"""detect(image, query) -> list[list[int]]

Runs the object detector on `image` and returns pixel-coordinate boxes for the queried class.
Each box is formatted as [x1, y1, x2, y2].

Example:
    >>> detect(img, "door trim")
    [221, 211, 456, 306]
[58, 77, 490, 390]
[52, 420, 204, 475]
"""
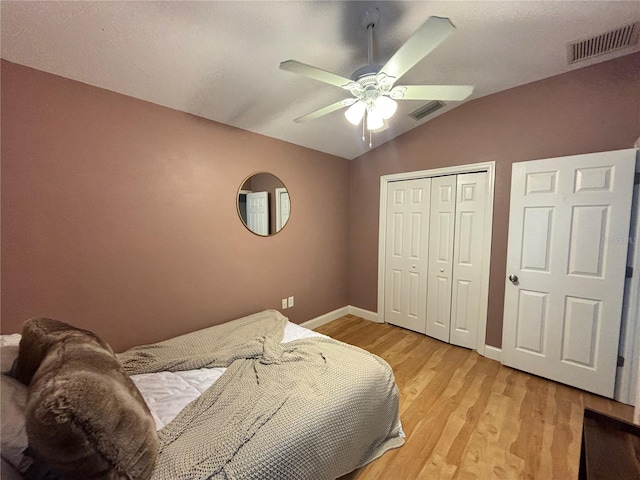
[377, 161, 496, 356]
[616, 151, 640, 405]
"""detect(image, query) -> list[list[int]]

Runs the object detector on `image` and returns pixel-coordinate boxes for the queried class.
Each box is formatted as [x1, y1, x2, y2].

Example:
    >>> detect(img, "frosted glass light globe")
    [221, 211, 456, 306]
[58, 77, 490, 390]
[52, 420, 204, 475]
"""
[344, 101, 366, 125]
[366, 108, 384, 130]
[374, 96, 397, 119]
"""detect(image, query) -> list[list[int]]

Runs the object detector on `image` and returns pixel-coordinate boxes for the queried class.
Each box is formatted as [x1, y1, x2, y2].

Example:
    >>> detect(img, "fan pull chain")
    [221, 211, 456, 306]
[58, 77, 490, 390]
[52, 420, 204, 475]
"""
[362, 110, 372, 148]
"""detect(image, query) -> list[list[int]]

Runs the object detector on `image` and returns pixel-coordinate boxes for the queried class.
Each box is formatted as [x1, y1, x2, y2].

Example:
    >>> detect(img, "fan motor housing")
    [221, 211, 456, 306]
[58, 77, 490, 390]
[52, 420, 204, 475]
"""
[350, 65, 382, 81]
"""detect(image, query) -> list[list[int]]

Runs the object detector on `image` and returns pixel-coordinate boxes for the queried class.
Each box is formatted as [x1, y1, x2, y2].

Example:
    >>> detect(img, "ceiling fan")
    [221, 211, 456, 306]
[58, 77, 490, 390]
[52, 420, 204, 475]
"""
[280, 9, 473, 146]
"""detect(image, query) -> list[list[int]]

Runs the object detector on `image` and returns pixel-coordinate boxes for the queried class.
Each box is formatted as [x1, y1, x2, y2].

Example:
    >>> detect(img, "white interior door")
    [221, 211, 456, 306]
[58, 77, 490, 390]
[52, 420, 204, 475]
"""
[384, 178, 431, 333]
[246, 191, 269, 236]
[426, 175, 457, 342]
[450, 172, 488, 349]
[502, 149, 636, 398]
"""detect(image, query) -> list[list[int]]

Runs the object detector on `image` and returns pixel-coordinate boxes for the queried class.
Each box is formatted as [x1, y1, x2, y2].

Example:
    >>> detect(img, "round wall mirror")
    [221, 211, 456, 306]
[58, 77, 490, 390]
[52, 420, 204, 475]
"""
[237, 173, 290, 236]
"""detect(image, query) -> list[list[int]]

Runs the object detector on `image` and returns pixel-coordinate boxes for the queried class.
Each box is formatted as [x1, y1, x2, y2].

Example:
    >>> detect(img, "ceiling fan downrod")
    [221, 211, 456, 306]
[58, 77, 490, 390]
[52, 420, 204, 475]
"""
[367, 21, 374, 66]
[362, 8, 381, 148]
[361, 7, 380, 67]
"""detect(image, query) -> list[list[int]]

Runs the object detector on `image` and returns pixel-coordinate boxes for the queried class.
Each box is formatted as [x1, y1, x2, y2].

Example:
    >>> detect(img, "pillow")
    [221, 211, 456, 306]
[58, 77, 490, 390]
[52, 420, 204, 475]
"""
[1, 333, 21, 374]
[21, 318, 158, 480]
[15, 318, 110, 386]
[0, 375, 32, 473]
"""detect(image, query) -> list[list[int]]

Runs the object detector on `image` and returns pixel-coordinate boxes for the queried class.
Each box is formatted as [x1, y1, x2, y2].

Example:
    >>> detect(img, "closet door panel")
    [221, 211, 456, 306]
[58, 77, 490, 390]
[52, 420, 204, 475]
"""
[384, 179, 431, 333]
[450, 172, 488, 349]
[426, 176, 457, 343]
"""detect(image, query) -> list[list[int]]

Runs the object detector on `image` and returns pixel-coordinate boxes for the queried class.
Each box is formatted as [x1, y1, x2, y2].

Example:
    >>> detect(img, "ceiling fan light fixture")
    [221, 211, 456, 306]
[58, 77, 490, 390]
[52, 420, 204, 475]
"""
[374, 95, 398, 120]
[280, 14, 470, 148]
[345, 100, 366, 125]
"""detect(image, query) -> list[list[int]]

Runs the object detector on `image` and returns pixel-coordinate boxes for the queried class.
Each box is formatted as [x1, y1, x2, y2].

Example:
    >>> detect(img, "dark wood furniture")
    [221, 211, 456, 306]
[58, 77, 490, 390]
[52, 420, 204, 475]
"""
[579, 408, 640, 480]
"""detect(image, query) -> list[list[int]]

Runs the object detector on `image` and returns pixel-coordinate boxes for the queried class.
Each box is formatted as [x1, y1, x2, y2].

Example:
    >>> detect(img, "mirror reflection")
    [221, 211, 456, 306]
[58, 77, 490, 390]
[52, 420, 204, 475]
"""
[237, 173, 290, 236]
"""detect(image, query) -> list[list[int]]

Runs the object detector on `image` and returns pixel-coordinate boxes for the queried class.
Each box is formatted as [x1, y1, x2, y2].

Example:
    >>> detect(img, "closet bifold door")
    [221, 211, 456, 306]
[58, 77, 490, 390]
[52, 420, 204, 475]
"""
[425, 175, 457, 342]
[383, 178, 431, 333]
[425, 172, 487, 348]
[449, 172, 488, 349]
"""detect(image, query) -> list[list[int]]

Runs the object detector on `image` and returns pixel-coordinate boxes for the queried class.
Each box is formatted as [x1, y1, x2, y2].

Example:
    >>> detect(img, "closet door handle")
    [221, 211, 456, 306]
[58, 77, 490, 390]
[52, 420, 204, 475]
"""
[508, 274, 519, 284]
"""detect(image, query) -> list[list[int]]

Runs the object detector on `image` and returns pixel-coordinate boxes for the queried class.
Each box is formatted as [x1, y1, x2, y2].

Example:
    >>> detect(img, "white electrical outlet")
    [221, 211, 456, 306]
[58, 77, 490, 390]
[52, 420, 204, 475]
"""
[281, 298, 287, 309]
[288, 296, 294, 308]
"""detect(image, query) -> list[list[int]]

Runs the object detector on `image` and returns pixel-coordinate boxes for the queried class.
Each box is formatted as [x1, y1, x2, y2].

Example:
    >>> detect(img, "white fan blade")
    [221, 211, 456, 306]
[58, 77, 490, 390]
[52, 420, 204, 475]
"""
[294, 98, 356, 123]
[390, 85, 473, 101]
[380, 16, 455, 83]
[280, 60, 353, 89]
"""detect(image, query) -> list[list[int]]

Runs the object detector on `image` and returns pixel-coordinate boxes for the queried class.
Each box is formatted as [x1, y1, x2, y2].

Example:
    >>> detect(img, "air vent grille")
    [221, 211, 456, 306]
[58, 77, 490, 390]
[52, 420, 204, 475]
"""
[568, 22, 639, 64]
[409, 101, 445, 121]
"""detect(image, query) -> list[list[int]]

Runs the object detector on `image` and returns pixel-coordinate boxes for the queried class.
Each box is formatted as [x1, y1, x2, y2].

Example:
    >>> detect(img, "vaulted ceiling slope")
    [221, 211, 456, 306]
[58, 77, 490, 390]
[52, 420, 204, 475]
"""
[2, 1, 639, 160]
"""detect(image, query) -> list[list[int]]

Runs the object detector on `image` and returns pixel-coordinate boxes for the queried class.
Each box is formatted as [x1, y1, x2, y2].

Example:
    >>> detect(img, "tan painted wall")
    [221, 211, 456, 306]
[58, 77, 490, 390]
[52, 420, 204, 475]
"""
[1, 60, 350, 352]
[348, 52, 640, 347]
[2, 53, 638, 353]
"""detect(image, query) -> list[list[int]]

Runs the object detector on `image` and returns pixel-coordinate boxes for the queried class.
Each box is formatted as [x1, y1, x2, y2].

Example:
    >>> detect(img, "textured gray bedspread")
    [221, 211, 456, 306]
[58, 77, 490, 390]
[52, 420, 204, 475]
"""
[117, 310, 404, 480]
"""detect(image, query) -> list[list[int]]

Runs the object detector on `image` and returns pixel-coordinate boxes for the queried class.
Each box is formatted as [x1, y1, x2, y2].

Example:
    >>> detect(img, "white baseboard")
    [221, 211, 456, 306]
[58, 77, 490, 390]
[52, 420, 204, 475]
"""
[301, 306, 349, 330]
[301, 305, 380, 330]
[483, 345, 502, 362]
[304, 308, 503, 363]
[348, 306, 380, 323]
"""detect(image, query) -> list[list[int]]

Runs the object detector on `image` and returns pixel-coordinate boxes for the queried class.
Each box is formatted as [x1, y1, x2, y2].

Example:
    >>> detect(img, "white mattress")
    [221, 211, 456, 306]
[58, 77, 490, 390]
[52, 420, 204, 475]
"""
[130, 321, 325, 430]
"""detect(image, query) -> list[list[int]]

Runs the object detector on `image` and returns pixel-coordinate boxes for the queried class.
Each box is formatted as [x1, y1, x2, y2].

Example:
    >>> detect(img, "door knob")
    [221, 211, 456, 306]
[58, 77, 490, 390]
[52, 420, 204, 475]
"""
[509, 274, 519, 284]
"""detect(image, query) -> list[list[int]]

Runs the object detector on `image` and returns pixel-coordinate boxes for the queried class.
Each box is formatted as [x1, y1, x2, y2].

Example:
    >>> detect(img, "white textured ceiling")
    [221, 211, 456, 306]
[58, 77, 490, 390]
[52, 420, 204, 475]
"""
[2, 1, 639, 160]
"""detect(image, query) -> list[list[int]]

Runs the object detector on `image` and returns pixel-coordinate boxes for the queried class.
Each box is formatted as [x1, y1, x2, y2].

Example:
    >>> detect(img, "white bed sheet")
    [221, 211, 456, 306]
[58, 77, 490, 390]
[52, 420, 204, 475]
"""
[130, 321, 326, 430]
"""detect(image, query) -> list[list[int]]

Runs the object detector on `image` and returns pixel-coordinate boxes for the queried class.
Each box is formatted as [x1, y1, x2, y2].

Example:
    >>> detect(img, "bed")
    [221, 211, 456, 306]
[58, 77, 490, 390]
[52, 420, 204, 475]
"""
[1, 310, 404, 479]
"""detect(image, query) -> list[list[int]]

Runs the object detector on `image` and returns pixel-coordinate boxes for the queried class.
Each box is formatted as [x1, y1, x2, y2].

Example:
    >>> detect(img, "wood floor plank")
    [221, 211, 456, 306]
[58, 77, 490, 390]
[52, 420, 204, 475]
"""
[314, 316, 634, 480]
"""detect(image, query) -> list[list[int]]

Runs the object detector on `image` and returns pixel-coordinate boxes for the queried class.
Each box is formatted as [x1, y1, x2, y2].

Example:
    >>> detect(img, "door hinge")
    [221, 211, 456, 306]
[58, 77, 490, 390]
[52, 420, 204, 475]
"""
[635, 172, 640, 185]
[626, 267, 633, 278]
[618, 355, 625, 367]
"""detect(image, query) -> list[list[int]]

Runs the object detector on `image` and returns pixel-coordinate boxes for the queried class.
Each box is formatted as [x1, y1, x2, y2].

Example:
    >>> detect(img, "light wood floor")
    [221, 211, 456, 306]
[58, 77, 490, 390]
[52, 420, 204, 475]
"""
[315, 315, 634, 480]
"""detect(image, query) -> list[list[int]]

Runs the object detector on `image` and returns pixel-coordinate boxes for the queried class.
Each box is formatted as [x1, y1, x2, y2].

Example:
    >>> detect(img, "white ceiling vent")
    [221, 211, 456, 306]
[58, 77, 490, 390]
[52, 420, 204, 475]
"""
[409, 101, 445, 121]
[568, 22, 639, 64]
